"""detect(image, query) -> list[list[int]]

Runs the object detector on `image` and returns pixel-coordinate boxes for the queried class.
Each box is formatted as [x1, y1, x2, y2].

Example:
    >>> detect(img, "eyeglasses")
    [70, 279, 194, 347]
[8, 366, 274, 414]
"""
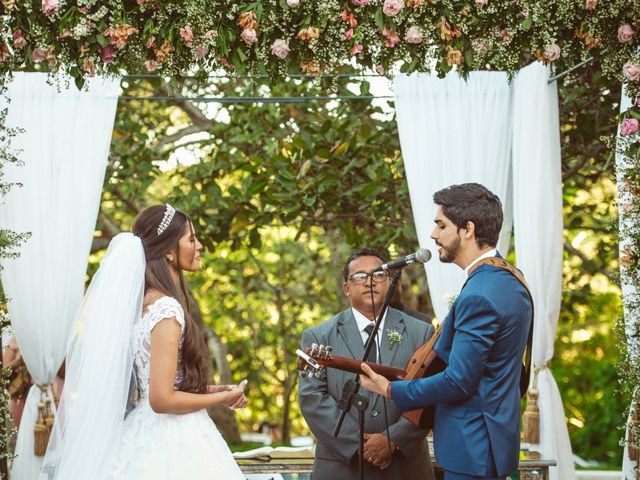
[348, 270, 389, 285]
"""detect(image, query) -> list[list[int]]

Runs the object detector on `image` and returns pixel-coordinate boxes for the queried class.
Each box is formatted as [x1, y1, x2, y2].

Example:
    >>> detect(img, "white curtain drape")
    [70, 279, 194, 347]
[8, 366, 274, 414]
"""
[394, 72, 514, 321]
[511, 62, 575, 480]
[0, 72, 120, 479]
[615, 86, 637, 480]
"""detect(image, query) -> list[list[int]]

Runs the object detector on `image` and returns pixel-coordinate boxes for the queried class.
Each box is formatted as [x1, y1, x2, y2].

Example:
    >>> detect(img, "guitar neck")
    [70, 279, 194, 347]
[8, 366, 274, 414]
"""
[316, 355, 406, 381]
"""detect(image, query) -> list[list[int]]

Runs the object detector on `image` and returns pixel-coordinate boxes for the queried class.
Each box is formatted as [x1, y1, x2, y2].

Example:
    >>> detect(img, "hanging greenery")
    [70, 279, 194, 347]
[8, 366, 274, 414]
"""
[0, 0, 637, 92]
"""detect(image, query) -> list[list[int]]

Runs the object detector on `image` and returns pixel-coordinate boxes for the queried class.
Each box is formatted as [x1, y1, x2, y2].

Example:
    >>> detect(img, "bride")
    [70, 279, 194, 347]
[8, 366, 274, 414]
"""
[41, 205, 247, 479]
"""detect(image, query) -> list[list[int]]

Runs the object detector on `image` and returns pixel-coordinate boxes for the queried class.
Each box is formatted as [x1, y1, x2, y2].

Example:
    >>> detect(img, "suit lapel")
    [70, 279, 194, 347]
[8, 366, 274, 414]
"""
[337, 309, 365, 360]
[379, 308, 406, 367]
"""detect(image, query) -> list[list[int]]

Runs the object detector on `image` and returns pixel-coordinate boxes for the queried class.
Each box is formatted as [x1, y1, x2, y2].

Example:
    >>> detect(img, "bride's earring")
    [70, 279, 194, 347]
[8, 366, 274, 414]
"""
[167, 254, 174, 263]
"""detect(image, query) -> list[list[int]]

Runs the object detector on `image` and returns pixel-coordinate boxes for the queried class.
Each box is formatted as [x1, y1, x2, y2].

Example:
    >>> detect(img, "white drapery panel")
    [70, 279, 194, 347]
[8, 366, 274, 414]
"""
[511, 62, 574, 480]
[0, 72, 120, 479]
[615, 86, 637, 480]
[394, 72, 514, 321]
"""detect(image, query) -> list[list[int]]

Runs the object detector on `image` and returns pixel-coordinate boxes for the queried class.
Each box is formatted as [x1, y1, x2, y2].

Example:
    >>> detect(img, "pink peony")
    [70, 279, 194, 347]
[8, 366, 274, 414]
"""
[12, 30, 26, 49]
[180, 25, 194, 46]
[475, 0, 488, 6]
[240, 28, 258, 45]
[383, 0, 404, 16]
[543, 44, 561, 62]
[584, 0, 597, 9]
[42, 0, 59, 15]
[618, 24, 635, 43]
[351, 0, 370, 4]
[144, 59, 158, 72]
[286, 0, 299, 7]
[195, 45, 209, 59]
[404, 26, 423, 44]
[621, 118, 640, 136]
[623, 62, 640, 81]
[351, 43, 363, 56]
[101, 46, 114, 63]
[270, 39, 290, 59]
[344, 28, 354, 41]
[32, 47, 46, 63]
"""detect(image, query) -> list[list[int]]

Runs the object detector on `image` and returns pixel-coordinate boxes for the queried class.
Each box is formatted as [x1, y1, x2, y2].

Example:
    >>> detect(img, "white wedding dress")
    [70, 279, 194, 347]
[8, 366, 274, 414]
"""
[110, 296, 245, 479]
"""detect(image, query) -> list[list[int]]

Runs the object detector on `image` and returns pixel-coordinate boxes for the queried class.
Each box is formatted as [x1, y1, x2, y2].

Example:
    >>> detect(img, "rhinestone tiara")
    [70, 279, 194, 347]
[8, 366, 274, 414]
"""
[157, 204, 176, 236]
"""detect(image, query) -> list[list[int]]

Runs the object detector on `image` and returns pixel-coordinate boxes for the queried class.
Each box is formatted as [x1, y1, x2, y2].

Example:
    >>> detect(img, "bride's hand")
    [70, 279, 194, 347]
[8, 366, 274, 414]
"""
[226, 380, 248, 410]
[207, 384, 234, 394]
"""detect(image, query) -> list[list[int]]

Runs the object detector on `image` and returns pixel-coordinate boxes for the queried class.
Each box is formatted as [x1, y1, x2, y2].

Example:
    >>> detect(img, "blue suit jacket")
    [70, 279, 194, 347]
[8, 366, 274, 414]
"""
[391, 259, 532, 477]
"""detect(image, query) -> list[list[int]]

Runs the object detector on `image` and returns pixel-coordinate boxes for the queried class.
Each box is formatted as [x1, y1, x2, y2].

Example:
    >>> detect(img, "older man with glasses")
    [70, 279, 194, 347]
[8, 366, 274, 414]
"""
[298, 248, 436, 480]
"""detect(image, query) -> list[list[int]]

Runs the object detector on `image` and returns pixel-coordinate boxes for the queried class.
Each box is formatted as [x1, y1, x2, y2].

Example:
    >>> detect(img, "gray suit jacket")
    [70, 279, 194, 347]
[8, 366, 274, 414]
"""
[299, 307, 435, 480]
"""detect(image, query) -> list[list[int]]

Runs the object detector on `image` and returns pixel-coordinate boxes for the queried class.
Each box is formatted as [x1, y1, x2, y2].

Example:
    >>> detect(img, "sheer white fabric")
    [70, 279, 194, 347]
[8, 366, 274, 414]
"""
[616, 85, 637, 479]
[511, 62, 575, 480]
[41, 233, 145, 479]
[110, 295, 244, 480]
[394, 71, 514, 320]
[0, 72, 120, 479]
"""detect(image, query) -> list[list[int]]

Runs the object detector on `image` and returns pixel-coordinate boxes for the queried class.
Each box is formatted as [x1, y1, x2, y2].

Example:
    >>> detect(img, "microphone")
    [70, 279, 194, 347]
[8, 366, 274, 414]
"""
[374, 248, 432, 272]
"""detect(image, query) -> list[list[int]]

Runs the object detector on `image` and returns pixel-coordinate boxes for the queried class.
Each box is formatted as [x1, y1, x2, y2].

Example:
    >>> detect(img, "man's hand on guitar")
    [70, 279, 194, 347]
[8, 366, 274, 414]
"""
[359, 363, 390, 398]
[363, 433, 394, 470]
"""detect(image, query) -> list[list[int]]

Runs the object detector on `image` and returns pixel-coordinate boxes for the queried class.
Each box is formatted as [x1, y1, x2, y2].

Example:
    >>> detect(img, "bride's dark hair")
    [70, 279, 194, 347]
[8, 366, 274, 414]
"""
[132, 205, 209, 393]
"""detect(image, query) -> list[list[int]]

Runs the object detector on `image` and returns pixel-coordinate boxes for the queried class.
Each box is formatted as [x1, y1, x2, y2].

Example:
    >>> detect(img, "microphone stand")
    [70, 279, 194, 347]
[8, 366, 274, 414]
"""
[332, 268, 403, 480]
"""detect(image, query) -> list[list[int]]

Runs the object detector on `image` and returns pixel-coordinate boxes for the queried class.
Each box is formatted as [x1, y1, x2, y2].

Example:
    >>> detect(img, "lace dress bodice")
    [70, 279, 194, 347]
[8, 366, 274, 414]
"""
[132, 296, 185, 398]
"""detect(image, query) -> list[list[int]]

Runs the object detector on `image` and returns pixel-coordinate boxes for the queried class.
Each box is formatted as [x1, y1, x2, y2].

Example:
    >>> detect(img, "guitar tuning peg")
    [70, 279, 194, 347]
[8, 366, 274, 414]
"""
[314, 369, 324, 379]
[318, 344, 325, 352]
[310, 343, 318, 356]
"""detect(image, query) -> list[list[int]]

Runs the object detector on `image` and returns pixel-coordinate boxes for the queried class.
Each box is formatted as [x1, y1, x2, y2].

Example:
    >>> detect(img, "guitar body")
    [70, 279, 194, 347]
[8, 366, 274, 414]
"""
[401, 336, 445, 430]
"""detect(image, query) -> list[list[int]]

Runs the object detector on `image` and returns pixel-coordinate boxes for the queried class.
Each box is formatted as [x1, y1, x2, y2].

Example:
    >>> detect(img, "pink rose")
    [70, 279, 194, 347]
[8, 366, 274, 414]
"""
[144, 59, 158, 72]
[195, 45, 209, 59]
[32, 47, 46, 63]
[623, 62, 640, 81]
[351, 44, 363, 56]
[240, 28, 258, 45]
[270, 39, 290, 59]
[351, 0, 370, 4]
[286, 0, 299, 7]
[404, 26, 423, 44]
[382, 0, 404, 17]
[618, 24, 635, 43]
[12, 30, 26, 49]
[101, 46, 114, 63]
[344, 28, 354, 41]
[621, 118, 640, 136]
[180, 25, 194, 46]
[543, 44, 561, 62]
[584, 0, 597, 9]
[475, 0, 488, 6]
[42, 0, 59, 15]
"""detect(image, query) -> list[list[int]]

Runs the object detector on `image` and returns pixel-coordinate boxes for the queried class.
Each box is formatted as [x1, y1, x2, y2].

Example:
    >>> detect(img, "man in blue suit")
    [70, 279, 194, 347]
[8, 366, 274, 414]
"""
[359, 183, 532, 480]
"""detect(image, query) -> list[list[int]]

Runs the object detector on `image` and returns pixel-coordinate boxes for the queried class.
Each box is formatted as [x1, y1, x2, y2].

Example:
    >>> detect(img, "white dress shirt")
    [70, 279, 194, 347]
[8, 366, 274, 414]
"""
[463, 248, 498, 276]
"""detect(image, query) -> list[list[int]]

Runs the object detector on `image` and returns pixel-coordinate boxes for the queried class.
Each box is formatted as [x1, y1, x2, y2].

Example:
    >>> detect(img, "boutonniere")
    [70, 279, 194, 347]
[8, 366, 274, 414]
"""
[444, 293, 458, 309]
[386, 328, 403, 349]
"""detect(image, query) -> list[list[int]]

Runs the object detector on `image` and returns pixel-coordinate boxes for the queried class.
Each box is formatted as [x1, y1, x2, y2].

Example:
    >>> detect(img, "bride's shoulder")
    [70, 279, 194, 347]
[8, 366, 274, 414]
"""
[142, 291, 184, 326]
